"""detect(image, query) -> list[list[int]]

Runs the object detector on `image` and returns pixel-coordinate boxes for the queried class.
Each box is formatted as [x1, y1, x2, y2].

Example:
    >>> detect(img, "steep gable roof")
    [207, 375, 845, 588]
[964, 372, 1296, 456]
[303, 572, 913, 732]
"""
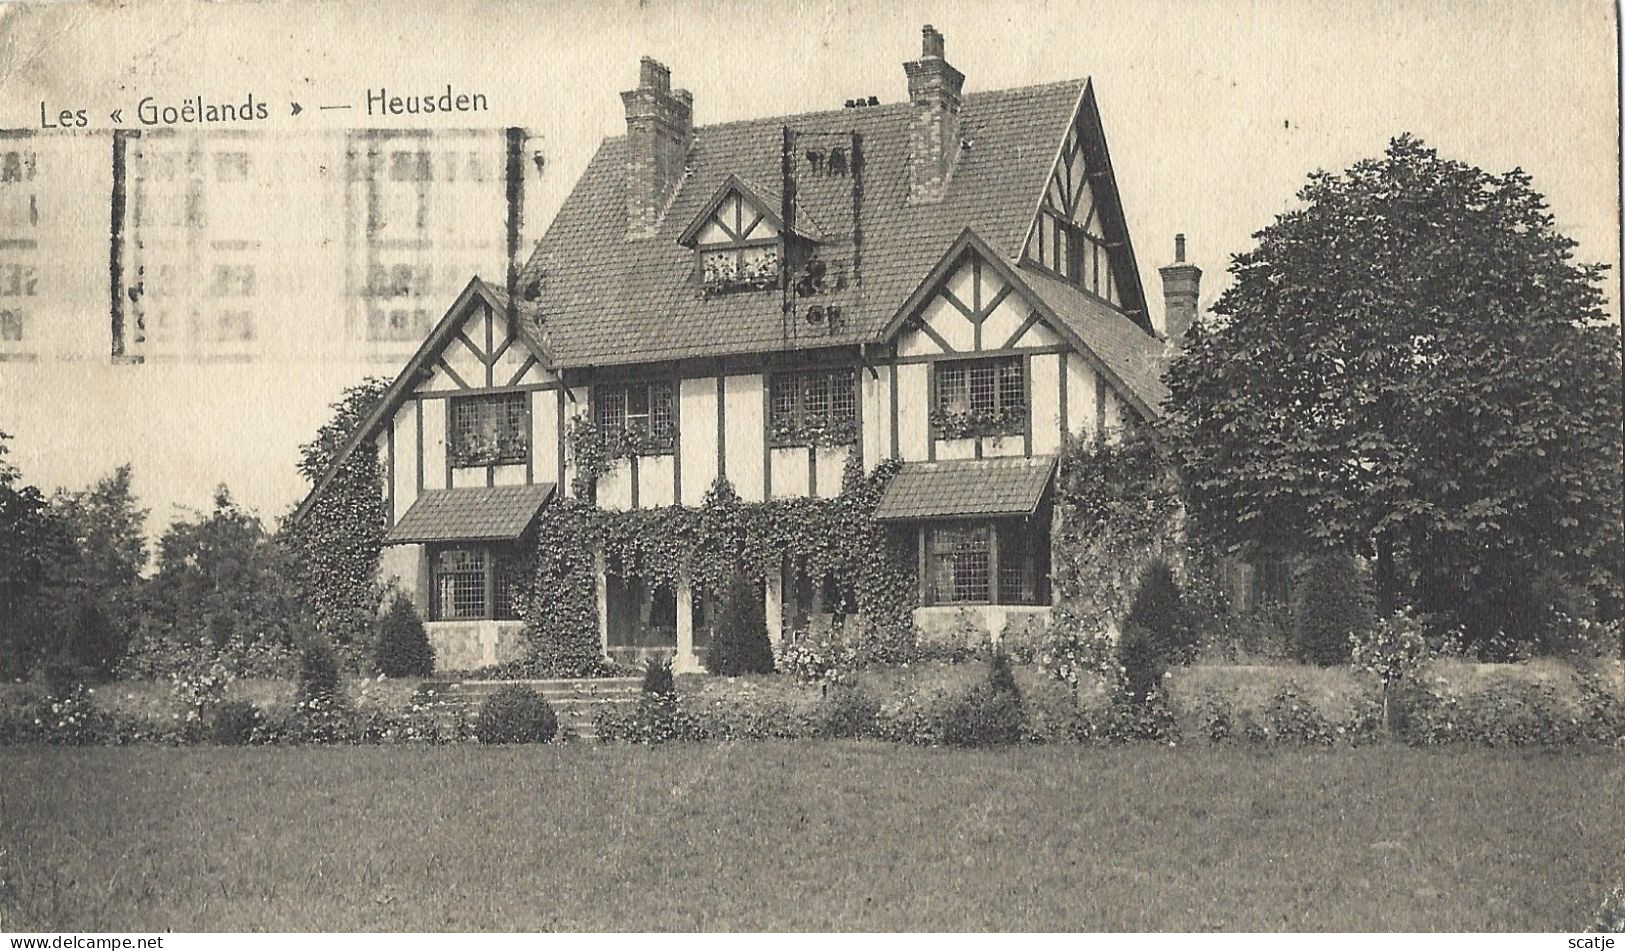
[516, 78, 1108, 368]
[289, 277, 549, 525]
[883, 228, 1167, 418]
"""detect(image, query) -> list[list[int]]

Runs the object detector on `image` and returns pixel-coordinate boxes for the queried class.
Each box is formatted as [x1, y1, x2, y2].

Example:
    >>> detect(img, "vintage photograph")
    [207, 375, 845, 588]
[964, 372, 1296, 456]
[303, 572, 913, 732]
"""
[0, 0, 1621, 935]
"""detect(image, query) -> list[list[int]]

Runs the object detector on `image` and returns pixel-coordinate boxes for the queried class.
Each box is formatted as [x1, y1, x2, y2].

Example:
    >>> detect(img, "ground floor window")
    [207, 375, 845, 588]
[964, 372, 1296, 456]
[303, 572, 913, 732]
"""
[430, 544, 527, 621]
[922, 517, 1049, 606]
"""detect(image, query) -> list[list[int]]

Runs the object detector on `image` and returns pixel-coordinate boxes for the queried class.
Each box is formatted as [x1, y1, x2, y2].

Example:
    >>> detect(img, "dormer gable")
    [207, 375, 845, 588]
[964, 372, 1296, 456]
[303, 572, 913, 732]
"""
[676, 175, 793, 293]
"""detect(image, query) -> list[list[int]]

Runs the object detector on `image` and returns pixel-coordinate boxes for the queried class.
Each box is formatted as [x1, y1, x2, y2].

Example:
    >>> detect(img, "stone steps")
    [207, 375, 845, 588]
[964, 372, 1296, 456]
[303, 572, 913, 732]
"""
[418, 678, 644, 740]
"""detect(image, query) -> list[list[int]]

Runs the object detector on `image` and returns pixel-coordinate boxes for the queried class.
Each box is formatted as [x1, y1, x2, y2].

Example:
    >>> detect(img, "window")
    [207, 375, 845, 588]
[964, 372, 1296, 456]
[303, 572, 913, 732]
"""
[693, 191, 780, 292]
[430, 545, 527, 621]
[931, 356, 1026, 439]
[449, 393, 529, 467]
[924, 519, 1049, 606]
[769, 368, 858, 447]
[594, 380, 676, 455]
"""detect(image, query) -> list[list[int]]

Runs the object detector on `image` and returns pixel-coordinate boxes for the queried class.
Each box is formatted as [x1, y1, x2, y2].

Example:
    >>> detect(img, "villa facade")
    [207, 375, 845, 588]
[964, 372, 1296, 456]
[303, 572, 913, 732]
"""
[297, 26, 1202, 671]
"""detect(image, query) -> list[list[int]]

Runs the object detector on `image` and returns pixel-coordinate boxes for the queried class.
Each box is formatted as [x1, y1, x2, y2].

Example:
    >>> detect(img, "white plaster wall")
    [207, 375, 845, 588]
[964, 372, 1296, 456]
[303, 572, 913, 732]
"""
[421, 401, 447, 490]
[1029, 352, 1062, 455]
[639, 455, 675, 508]
[678, 377, 718, 505]
[1065, 352, 1096, 440]
[770, 446, 808, 499]
[814, 445, 848, 498]
[722, 373, 764, 501]
[862, 368, 890, 463]
[492, 463, 527, 486]
[391, 404, 417, 519]
[896, 363, 930, 461]
[532, 390, 560, 489]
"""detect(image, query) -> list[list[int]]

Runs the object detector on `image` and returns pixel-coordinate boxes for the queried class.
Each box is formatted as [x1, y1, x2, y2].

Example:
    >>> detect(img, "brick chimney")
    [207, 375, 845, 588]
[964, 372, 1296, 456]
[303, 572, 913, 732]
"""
[621, 57, 693, 238]
[904, 25, 964, 204]
[1157, 234, 1202, 342]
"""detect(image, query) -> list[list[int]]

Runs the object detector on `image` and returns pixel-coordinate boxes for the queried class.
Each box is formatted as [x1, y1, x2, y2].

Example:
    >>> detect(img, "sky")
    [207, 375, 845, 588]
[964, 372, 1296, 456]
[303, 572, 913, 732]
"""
[0, 0, 1619, 526]
[2, 0, 1617, 310]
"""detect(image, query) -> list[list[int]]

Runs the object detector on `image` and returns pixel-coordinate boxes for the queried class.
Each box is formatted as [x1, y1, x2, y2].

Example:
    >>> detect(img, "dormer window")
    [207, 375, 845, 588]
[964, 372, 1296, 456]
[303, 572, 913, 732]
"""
[679, 177, 786, 295]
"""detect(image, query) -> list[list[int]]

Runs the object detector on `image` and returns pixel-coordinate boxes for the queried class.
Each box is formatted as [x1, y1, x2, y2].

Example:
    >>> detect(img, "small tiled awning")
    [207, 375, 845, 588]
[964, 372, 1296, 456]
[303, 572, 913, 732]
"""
[384, 484, 556, 544]
[874, 456, 1056, 522]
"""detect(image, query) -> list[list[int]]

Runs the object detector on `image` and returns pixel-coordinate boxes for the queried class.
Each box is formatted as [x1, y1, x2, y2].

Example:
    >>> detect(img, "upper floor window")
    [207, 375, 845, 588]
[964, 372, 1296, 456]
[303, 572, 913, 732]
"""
[594, 379, 676, 456]
[931, 356, 1026, 439]
[450, 392, 529, 467]
[1025, 123, 1120, 306]
[769, 367, 858, 447]
[682, 186, 782, 294]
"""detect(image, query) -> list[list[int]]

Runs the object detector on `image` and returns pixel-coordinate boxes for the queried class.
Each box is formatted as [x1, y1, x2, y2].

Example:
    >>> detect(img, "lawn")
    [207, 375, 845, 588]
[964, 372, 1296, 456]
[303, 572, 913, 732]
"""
[2, 743, 1621, 931]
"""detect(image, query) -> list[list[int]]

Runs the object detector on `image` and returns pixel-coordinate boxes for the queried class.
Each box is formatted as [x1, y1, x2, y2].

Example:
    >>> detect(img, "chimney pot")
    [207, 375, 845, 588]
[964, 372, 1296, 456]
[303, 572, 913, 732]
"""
[1175, 233, 1186, 263]
[922, 24, 945, 59]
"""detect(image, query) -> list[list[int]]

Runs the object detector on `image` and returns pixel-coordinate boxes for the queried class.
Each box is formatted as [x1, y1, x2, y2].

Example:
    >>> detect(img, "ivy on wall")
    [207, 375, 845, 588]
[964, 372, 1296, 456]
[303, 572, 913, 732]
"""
[1049, 426, 1187, 635]
[517, 453, 917, 675]
[278, 378, 391, 653]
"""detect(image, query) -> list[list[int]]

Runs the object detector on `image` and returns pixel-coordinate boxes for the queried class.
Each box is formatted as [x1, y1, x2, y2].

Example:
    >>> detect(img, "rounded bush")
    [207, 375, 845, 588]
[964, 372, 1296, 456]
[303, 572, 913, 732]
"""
[375, 594, 435, 677]
[297, 634, 343, 702]
[1125, 559, 1195, 659]
[475, 685, 558, 744]
[641, 656, 675, 697]
[941, 684, 1025, 747]
[209, 699, 260, 745]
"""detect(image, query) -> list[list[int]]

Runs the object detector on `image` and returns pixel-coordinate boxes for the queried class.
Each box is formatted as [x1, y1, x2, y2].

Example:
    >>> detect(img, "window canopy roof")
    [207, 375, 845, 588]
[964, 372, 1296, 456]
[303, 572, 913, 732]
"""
[384, 484, 556, 544]
[874, 456, 1056, 522]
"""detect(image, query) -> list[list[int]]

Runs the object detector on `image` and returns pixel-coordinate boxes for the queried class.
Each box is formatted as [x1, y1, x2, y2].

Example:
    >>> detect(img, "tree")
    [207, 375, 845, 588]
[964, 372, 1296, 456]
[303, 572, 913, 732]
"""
[141, 487, 306, 654]
[0, 432, 74, 679]
[1165, 136, 1624, 648]
[704, 570, 775, 676]
[279, 377, 390, 647]
[50, 466, 148, 676]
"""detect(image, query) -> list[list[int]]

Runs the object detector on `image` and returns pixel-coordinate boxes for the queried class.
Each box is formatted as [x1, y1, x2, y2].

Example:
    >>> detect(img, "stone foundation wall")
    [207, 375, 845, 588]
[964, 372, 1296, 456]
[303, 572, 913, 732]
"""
[426, 620, 527, 672]
[912, 605, 1052, 652]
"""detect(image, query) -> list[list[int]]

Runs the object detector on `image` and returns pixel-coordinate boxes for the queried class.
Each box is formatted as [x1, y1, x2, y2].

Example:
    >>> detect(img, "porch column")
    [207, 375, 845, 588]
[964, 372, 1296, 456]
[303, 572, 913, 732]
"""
[675, 569, 698, 673]
[594, 546, 610, 659]
[764, 566, 784, 648]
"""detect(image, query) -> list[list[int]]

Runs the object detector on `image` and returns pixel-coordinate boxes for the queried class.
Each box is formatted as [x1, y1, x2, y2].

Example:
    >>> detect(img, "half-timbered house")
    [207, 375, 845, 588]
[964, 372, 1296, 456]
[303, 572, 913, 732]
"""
[297, 26, 1202, 671]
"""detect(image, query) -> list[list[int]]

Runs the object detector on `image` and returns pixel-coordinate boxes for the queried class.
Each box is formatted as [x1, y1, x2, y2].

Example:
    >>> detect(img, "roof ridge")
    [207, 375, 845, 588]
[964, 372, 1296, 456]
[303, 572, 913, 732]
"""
[592, 76, 1089, 141]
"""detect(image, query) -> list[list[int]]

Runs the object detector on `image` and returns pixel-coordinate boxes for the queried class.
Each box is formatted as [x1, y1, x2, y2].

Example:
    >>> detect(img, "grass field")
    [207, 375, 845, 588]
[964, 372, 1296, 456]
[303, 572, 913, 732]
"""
[2, 743, 1621, 931]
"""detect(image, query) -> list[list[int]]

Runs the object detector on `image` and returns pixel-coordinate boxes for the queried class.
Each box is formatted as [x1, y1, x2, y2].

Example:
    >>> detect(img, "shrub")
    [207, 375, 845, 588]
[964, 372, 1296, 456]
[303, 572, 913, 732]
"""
[775, 627, 856, 684]
[1125, 559, 1196, 659]
[940, 649, 1025, 747]
[816, 683, 880, 739]
[1117, 622, 1165, 704]
[474, 685, 558, 744]
[375, 594, 434, 677]
[705, 571, 775, 676]
[296, 633, 343, 702]
[209, 699, 260, 745]
[594, 693, 703, 744]
[1295, 554, 1375, 666]
[641, 656, 675, 697]
[1264, 682, 1336, 745]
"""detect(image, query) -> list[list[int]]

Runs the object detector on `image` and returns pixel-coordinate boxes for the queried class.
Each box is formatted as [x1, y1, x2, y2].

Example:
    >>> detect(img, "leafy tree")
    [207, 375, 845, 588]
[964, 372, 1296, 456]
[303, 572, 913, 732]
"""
[1165, 136, 1624, 647]
[48, 466, 148, 676]
[279, 377, 389, 647]
[374, 592, 434, 677]
[705, 570, 775, 676]
[0, 432, 74, 679]
[140, 487, 306, 653]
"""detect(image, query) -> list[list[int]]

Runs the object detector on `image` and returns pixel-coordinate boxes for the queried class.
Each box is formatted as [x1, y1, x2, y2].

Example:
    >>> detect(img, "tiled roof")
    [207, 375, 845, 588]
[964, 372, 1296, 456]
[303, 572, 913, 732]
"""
[517, 79, 1088, 368]
[1018, 265, 1171, 415]
[384, 484, 556, 544]
[874, 456, 1056, 521]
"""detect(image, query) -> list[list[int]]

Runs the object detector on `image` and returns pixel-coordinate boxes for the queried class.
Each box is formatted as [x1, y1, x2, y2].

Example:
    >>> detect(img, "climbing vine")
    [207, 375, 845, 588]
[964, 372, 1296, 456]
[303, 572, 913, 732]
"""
[515, 454, 917, 675]
[279, 378, 391, 653]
